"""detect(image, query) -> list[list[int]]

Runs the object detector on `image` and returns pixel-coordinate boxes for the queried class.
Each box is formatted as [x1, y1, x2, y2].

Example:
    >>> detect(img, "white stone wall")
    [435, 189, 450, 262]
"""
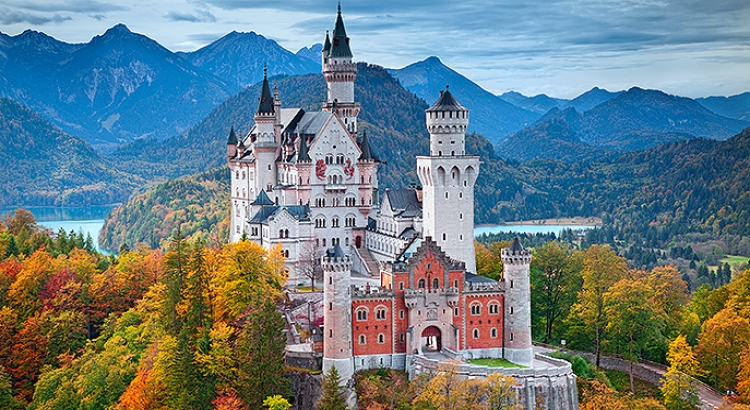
[322, 255, 354, 384]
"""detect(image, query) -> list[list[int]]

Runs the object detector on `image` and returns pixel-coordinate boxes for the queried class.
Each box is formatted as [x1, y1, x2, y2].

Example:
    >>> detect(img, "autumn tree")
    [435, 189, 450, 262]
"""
[319, 365, 348, 410]
[661, 335, 702, 410]
[264, 395, 291, 410]
[696, 308, 750, 392]
[737, 348, 750, 404]
[566, 245, 628, 367]
[475, 241, 509, 281]
[530, 242, 582, 343]
[298, 240, 323, 291]
[604, 277, 665, 393]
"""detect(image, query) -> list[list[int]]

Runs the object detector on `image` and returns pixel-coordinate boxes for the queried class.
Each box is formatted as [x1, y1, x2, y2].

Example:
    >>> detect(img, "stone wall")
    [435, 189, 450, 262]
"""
[287, 371, 322, 410]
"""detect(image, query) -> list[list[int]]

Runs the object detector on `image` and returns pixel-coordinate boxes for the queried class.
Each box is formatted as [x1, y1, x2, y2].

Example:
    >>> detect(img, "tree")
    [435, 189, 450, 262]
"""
[696, 308, 750, 392]
[3, 209, 36, 236]
[661, 335, 702, 410]
[604, 278, 665, 393]
[475, 241, 509, 281]
[298, 240, 323, 291]
[264, 395, 291, 410]
[319, 365, 348, 410]
[530, 242, 582, 343]
[566, 245, 627, 367]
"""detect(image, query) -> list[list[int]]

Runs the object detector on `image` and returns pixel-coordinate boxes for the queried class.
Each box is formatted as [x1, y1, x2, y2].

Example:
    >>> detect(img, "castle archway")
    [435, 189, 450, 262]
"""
[422, 326, 442, 352]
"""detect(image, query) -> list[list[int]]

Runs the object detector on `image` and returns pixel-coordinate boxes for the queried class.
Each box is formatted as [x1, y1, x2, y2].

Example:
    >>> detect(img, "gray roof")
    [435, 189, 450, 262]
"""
[251, 190, 275, 205]
[249, 204, 311, 224]
[426, 88, 467, 112]
[226, 125, 237, 145]
[464, 272, 497, 285]
[294, 111, 330, 136]
[384, 189, 422, 217]
[326, 243, 346, 258]
[510, 237, 525, 253]
[257, 67, 274, 114]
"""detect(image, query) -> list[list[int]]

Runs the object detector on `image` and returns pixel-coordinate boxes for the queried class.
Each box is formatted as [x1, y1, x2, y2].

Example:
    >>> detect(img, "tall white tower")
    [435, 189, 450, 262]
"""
[252, 67, 278, 194]
[322, 244, 354, 384]
[501, 238, 534, 366]
[321, 4, 359, 134]
[416, 87, 479, 273]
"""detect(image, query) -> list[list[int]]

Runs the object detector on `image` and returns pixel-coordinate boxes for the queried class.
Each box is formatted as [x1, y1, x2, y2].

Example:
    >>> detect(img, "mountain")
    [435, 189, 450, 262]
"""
[180, 31, 320, 88]
[496, 117, 608, 163]
[109, 63, 433, 191]
[535, 87, 750, 151]
[696, 92, 750, 121]
[0, 24, 235, 151]
[388, 56, 539, 145]
[498, 91, 568, 115]
[560, 87, 622, 112]
[0, 98, 140, 207]
[296, 43, 323, 66]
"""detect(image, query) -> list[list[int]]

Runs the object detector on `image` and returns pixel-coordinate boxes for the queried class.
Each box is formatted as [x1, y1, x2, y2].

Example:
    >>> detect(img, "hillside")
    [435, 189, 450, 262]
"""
[389, 56, 538, 145]
[99, 167, 230, 251]
[496, 118, 609, 163]
[696, 92, 750, 121]
[0, 98, 140, 208]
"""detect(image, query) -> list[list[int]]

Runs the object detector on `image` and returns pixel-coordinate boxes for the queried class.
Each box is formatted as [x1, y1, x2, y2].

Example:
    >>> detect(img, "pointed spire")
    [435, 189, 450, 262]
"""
[330, 4, 352, 57]
[256, 64, 274, 114]
[322, 30, 331, 53]
[510, 237, 525, 254]
[426, 85, 466, 112]
[298, 135, 311, 162]
[226, 125, 238, 145]
[358, 129, 378, 161]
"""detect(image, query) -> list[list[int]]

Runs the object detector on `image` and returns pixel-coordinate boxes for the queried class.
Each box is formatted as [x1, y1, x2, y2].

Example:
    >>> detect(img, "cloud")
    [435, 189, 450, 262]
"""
[165, 9, 217, 23]
[0, 9, 72, 25]
[5, 0, 128, 14]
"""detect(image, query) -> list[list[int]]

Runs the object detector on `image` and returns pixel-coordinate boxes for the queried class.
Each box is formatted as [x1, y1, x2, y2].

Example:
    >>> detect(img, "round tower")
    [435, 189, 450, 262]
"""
[416, 87, 479, 273]
[322, 4, 360, 133]
[322, 244, 354, 384]
[252, 66, 278, 193]
[501, 238, 534, 366]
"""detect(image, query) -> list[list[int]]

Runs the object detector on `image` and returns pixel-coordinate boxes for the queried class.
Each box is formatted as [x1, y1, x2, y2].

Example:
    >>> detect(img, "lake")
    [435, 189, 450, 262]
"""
[474, 224, 598, 237]
[1, 205, 118, 253]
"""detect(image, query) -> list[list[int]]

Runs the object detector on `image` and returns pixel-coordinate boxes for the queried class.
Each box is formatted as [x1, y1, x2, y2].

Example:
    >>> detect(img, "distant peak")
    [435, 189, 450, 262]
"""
[424, 56, 442, 64]
[107, 23, 131, 34]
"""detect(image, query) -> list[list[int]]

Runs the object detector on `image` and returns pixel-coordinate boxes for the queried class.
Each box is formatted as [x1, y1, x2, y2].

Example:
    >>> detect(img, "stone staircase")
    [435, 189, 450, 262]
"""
[353, 247, 380, 278]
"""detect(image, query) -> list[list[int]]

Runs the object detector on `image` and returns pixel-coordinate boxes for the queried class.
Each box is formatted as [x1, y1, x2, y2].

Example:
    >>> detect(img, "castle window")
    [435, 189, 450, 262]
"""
[510, 333, 514, 341]
[329, 303, 333, 311]
[454, 308, 459, 316]
[459, 192, 463, 199]
[459, 235, 463, 241]
[332, 217, 340, 228]
[470, 303, 481, 315]
[432, 278, 439, 289]
[252, 227, 258, 236]
[322, 238, 326, 247]
[236, 225, 240, 233]
[283, 250, 289, 258]
[329, 277, 333, 285]
[418, 279, 426, 289]
[459, 213, 463, 220]
[489, 303, 499, 315]
[235, 170, 239, 179]
[325, 154, 333, 165]
[359, 335, 366, 344]
[454, 280, 458, 288]
[510, 307, 514, 315]
[510, 280, 514, 289]
[242, 171, 245, 179]
[399, 282, 404, 291]
[400, 310, 404, 319]
[442, 233, 446, 241]
[336, 154, 344, 164]
[268, 165, 271, 171]
[445, 192, 449, 199]
[473, 329, 479, 339]
[491, 328, 498, 338]
[378, 334, 385, 344]
[400, 333, 404, 342]
[330, 329, 333, 338]
[376, 307, 387, 320]
[356, 308, 368, 321]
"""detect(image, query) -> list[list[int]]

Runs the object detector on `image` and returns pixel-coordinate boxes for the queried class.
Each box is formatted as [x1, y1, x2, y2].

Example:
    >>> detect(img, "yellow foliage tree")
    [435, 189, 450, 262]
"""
[661, 335, 702, 410]
[696, 308, 750, 392]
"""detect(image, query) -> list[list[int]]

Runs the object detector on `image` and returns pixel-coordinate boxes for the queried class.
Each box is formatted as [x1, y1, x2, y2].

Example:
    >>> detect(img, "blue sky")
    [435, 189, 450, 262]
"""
[1, 0, 748, 99]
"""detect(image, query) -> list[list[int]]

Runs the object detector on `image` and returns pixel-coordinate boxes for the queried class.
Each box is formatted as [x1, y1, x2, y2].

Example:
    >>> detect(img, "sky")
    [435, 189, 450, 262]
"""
[1, 0, 748, 99]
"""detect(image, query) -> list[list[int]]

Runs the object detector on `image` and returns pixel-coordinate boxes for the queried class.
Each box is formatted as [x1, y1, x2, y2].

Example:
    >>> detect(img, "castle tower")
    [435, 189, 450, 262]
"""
[322, 4, 360, 134]
[416, 87, 479, 273]
[226, 125, 237, 158]
[322, 244, 354, 384]
[253, 66, 278, 193]
[501, 238, 534, 366]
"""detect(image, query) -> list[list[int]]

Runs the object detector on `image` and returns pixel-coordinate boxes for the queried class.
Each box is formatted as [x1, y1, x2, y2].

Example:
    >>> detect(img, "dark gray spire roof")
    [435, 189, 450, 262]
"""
[226, 125, 237, 145]
[426, 86, 467, 112]
[298, 135, 311, 161]
[322, 30, 331, 53]
[251, 190, 275, 205]
[256, 65, 274, 114]
[329, 4, 353, 58]
[327, 243, 345, 259]
[358, 130, 378, 161]
[510, 237, 525, 253]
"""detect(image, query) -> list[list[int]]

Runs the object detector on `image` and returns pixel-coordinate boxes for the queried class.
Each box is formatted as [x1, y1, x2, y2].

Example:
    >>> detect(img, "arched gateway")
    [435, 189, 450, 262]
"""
[422, 326, 442, 351]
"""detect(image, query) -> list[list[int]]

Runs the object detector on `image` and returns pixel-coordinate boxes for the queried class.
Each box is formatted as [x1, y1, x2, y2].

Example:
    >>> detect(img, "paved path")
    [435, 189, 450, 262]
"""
[534, 344, 724, 409]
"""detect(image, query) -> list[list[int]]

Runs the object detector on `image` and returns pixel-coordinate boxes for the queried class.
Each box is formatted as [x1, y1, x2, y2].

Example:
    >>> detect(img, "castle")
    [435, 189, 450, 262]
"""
[227, 6, 577, 409]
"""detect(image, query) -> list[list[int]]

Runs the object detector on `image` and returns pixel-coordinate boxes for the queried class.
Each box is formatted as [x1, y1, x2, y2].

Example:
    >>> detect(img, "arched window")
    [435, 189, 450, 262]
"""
[376, 306, 387, 320]
[359, 334, 366, 344]
[473, 329, 479, 339]
[491, 328, 498, 338]
[418, 279, 426, 289]
[488, 303, 499, 315]
[470, 303, 481, 315]
[378, 333, 385, 344]
[356, 308, 368, 321]
[432, 278, 439, 289]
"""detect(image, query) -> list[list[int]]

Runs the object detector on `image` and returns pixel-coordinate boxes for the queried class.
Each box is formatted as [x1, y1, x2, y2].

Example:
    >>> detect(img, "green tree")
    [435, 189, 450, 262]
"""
[530, 242, 582, 343]
[319, 365, 348, 410]
[566, 245, 627, 367]
[264, 395, 291, 410]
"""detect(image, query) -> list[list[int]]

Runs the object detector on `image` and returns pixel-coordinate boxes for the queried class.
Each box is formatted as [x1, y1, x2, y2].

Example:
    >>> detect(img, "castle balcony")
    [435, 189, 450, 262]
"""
[351, 285, 393, 299]
[404, 289, 420, 309]
[324, 183, 347, 191]
[445, 287, 459, 307]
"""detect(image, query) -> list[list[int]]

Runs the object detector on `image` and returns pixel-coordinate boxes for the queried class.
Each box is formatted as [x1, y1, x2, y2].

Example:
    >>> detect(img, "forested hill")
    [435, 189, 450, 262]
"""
[0, 98, 141, 208]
